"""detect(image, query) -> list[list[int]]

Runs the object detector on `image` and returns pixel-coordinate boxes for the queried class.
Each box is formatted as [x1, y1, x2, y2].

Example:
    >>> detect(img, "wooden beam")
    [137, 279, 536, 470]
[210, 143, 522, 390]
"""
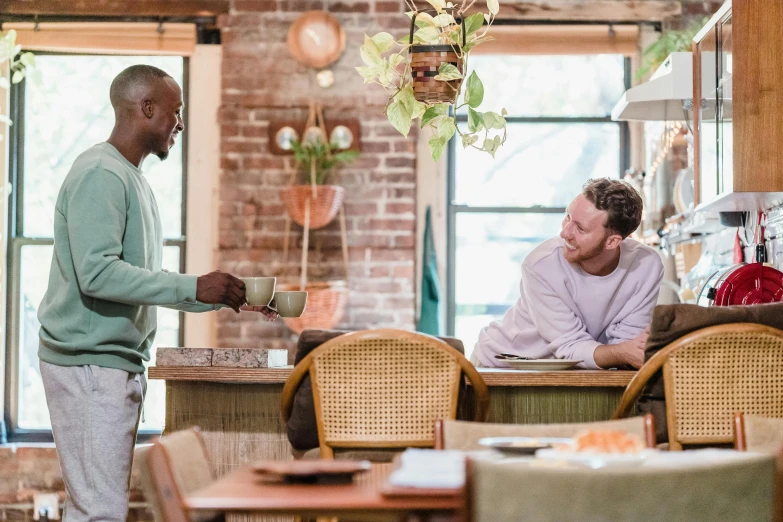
[413, 1, 682, 22]
[0, 0, 229, 17]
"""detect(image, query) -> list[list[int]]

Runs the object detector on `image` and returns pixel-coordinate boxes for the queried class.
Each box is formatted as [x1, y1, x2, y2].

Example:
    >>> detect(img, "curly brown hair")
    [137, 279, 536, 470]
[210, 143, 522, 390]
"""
[582, 178, 643, 238]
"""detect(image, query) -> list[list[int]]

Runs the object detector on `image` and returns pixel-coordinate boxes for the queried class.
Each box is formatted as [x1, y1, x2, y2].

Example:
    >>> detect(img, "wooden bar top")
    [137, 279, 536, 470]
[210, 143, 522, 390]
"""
[148, 366, 635, 387]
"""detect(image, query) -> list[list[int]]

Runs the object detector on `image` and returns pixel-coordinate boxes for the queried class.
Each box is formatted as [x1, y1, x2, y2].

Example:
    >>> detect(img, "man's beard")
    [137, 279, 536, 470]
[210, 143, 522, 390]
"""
[155, 150, 169, 160]
[565, 236, 608, 264]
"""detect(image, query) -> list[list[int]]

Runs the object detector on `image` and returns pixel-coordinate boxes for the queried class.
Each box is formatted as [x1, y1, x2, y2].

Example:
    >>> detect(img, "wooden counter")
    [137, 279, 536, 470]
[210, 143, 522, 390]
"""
[149, 366, 635, 387]
[150, 362, 635, 487]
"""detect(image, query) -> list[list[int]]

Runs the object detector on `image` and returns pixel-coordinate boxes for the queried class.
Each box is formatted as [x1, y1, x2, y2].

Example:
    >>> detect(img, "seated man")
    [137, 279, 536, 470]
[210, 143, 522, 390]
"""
[473, 178, 663, 369]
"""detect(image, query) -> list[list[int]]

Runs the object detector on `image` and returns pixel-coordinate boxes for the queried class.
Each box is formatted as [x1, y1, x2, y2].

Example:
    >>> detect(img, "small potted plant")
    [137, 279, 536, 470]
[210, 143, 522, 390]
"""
[1, 30, 35, 138]
[279, 135, 359, 229]
[356, 0, 507, 161]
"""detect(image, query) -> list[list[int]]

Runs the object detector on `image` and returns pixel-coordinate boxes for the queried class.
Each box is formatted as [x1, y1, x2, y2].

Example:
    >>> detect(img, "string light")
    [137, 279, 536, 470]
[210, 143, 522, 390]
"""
[647, 121, 685, 181]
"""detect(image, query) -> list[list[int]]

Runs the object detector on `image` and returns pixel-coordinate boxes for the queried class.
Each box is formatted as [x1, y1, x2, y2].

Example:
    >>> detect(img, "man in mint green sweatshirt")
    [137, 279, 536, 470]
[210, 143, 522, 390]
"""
[37, 64, 275, 522]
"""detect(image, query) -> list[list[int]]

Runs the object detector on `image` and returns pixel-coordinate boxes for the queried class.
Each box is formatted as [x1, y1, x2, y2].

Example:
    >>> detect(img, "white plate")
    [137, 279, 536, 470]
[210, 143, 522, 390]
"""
[478, 437, 573, 455]
[503, 359, 583, 371]
[535, 448, 656, 469]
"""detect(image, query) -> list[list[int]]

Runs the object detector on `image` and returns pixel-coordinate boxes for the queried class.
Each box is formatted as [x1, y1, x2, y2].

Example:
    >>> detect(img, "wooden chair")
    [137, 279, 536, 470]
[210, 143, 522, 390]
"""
[735, 413, 783, 453]
[435, 414, 657, 450]
[280, 328, 490, 459]
[734, 413, 783, 522]
[141, 427, 222, 522]
[613, 323, 783, 450]
[465, 452, 779, 522]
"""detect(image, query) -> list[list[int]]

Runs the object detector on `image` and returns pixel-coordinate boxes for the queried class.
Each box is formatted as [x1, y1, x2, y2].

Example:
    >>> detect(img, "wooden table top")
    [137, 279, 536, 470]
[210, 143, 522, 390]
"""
[185, 462, 463, 516]
[148, 366, 635, 387]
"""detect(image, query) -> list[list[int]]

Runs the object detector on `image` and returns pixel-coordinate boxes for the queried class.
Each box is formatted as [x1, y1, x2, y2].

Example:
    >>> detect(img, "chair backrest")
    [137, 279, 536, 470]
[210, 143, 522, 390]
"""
[281, 329, 489, 459]
[735, 412, 783, 454]
[143, 427, 219, 522]
[467, 453, 778, 522]
[661, 323, 783, 449]
[437, 414, 656, 451]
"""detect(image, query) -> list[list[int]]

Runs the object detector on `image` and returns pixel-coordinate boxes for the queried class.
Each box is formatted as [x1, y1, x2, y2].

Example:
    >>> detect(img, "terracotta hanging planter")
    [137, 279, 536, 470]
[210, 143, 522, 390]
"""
[279, 185, 345, 230]
[278, 280, 347, 334]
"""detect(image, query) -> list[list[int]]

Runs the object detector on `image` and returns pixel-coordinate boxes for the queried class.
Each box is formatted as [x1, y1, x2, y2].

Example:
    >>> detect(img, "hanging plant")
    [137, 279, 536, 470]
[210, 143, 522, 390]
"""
[356, 0, 507, 161]
[0, 30, 35, 139]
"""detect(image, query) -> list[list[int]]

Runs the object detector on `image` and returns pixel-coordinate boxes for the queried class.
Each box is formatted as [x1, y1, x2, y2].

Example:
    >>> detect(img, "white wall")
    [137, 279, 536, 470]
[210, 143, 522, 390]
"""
[415, 129, 448, 333]
[184, 44, 222, 347]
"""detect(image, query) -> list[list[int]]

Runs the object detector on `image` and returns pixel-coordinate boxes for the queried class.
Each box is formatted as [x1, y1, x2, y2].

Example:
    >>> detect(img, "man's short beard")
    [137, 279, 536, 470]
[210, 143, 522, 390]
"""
[569, 233, 610, 264]
[155, 150, 169, 160]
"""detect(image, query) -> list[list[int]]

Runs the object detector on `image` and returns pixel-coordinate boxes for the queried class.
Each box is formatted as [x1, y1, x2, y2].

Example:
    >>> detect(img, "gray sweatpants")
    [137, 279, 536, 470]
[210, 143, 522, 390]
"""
[40, 360, 146, 522]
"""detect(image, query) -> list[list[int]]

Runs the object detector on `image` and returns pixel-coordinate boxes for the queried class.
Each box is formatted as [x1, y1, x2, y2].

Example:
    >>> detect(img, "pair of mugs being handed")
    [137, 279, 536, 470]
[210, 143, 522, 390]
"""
[195, 271, 307, 320]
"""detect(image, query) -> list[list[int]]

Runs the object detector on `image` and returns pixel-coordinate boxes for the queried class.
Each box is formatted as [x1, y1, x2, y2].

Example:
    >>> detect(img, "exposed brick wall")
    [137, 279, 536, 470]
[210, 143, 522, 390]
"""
[216, 0, 418, 348]
[0, 444, 151, 521]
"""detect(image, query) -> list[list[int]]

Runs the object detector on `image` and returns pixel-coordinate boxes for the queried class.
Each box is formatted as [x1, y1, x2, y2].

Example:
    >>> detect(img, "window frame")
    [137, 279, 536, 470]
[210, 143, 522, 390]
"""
[3, 52, 190, 442]
[445, 55, 632, 337]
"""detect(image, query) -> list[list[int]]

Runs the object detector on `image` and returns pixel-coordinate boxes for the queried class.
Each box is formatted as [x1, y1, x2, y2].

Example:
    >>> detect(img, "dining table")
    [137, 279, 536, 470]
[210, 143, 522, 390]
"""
[185, 461, 464, 520]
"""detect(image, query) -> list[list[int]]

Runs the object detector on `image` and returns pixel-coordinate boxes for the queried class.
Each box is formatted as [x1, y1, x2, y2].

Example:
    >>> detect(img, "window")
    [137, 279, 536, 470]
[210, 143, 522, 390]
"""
[5, 54, 187, 438]
[448, 54, 630, 358]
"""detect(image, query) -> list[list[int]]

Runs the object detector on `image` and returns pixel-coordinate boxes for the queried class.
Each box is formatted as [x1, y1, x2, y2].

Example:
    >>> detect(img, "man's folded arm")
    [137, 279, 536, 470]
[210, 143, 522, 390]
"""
[521, 267, 601, 369]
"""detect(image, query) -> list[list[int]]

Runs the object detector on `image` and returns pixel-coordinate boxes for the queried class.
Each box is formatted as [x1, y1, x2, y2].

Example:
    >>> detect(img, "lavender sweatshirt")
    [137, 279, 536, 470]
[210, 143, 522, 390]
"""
[474, 237, 664, 369]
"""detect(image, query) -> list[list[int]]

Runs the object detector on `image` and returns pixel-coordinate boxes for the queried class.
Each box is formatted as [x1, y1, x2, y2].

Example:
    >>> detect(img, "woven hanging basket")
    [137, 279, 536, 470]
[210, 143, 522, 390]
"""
[408, 11, 465, 104]
[279, 185, 345, 229]
[279, 280, 347, 334]
[410, 45, 464, 104]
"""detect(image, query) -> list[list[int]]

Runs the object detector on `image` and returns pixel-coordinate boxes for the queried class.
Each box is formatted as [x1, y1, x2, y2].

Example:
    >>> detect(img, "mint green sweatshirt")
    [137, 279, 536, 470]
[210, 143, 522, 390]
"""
[38, 143, 217, 374]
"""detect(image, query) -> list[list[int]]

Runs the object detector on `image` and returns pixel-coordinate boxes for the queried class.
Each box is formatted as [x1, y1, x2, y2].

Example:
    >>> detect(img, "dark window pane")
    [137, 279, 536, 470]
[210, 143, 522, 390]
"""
[454, 123, 620, 207]
[454, 213, 564, 357]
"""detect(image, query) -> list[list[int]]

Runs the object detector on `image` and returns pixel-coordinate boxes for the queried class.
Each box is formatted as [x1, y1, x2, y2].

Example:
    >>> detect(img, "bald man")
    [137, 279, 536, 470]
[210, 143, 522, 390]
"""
[37, 65, 274, 522]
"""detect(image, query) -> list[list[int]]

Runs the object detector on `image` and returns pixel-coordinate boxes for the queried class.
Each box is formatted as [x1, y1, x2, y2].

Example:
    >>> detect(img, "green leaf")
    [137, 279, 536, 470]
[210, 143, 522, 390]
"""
[389, 53, 405, 68]
[461, 134, 478, 148]
[501, 108, 508, 117]
[412, 100, 427, 120]
[19, 52, 35, 67]
[387, 99, 413, 137]
[467, 107, 484, 133]
[360, 34, 383, 66]
[432, 13, 456, 27]
[481, 135, 501, 157]
[420, 104, 448, 127]
[424, 0, 445, 13]
[11, 70, 24, 84]
[464, 13, 485, 35]
[433, 63, 463, 81]
[394, 85, 418, 116]
[371, 32, 395, 53]
[483, 111, 506, 130]
[464, 71, 484, 108]
[355, 66, 378, 83]
[486, 0, 499, 16]
[429, 135, 446, 161]
[413, 26, 440, 44]
[437, 118, 456, 141]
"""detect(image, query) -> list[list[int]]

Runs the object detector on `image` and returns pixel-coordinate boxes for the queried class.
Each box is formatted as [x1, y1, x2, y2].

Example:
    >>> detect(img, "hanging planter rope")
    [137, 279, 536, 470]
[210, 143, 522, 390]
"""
[280, 101, 344, 230]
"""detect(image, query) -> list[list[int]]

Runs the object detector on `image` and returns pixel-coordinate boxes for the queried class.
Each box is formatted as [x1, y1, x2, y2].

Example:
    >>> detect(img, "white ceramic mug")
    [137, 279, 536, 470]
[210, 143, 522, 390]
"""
[241, 277, 276, 306]
[269, 291, 307, 317]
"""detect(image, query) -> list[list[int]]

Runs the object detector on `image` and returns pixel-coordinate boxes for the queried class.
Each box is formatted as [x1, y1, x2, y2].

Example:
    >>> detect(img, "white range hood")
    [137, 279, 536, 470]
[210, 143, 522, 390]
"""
[611, 52, 715, 122]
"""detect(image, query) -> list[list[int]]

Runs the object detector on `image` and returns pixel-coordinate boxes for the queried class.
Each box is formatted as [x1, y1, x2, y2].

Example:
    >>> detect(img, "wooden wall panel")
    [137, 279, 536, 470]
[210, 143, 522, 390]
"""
[0, 0, 228, 17]
[733, 0, 783, 192]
